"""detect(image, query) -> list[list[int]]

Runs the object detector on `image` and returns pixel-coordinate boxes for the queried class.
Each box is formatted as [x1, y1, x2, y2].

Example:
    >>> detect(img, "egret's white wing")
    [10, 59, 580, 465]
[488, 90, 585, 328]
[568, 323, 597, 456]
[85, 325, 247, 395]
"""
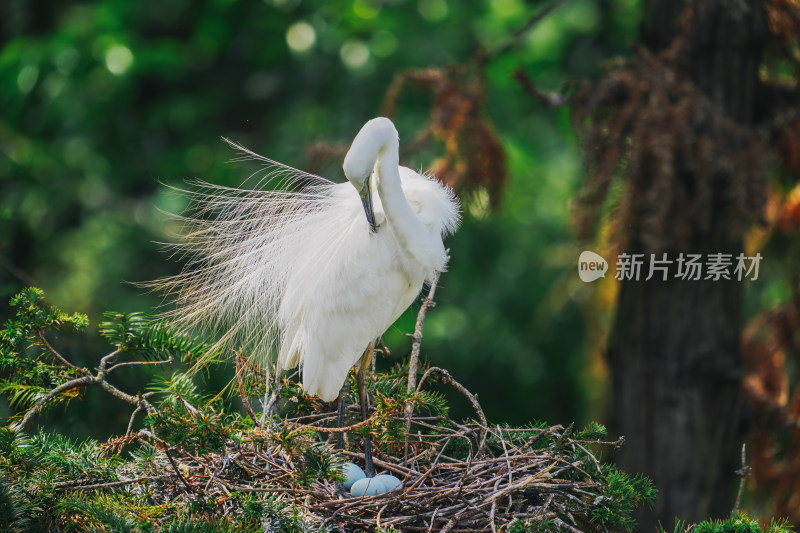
[151, 140, 354, 370]
[151, 141, 460, 401]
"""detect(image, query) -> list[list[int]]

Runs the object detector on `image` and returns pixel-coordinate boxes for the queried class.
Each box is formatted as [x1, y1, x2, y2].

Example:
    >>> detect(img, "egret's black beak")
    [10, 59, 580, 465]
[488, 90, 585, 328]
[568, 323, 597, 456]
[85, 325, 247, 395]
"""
[360, 180, 377, 233]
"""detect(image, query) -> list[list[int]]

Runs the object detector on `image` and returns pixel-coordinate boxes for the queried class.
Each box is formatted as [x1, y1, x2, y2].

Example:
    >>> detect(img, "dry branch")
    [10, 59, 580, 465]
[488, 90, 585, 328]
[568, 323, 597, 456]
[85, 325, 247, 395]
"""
[406, 264, 445, 436]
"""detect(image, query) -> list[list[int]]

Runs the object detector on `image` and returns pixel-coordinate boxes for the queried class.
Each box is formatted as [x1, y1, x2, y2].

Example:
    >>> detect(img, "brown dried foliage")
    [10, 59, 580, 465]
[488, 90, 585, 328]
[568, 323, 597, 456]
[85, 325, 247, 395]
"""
[382, 66, 508, 208]
[779, 182, 800, 229]
[571, 43, 768, 253]
[742, 291, 800, 522]
[778, 120, 800, 179]
[763, 0, 800, 178]
[766, 0, 800, 45]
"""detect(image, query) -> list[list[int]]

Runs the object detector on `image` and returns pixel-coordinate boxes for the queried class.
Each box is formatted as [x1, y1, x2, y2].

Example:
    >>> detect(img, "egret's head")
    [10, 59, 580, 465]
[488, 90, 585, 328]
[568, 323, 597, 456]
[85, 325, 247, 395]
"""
[343, 164, 376, 234]
[342, 150, 373, 198]
[343, 119, 394, 234]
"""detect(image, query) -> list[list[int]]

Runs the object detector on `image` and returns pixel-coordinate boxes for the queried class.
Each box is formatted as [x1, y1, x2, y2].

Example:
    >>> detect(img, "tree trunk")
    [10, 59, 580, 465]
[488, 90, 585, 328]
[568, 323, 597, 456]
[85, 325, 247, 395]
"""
[608, 1, 767, 530]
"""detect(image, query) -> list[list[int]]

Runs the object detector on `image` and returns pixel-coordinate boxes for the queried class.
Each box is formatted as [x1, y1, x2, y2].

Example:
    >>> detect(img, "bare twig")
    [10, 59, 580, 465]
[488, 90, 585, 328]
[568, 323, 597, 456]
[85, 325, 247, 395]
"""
[38, 332, 79, 370]
[732, 443, 750, 515]
[296, 412, 379, 434]
[406, 257, 447, 460]
[11, 376, 95, 431]
[54, 475, 172, 492]
[416, 366, 489, 453]
[263, 362, 282, 421]
[163, 447, 196, 494]
[513, 68, 570, 107]
[440, 507, 470, 533]
[96, 375, 153, 411]
[407, 266, 445, 397]
[98, 349, 122, 374]
[107, 357, 173, 374]
[235, 354, 260, 427]
[127, 403, 144, 435]
[481, 0, 572, 62]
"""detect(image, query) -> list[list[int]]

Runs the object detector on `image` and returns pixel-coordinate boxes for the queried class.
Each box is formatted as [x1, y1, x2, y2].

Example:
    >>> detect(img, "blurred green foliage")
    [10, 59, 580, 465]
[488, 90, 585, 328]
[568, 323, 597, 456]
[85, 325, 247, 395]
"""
[1, 0, 642, 437]
[662, 513, 794, 533]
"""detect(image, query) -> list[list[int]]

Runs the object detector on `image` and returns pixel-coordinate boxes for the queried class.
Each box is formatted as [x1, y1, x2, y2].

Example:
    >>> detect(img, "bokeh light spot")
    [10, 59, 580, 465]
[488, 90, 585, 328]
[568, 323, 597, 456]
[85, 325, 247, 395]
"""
[340, 39, 370, 70]
[286, 21, 316, 53]
[418, 0, 448, 21]
[353, 0, 380, 19]
[55, 48, 80, 75]
[17, 65, 39, 94]
[105, 45, 133, 75]
[467, 189, 490, 219]
[491, 0, 523, 18]
[370, 30, 398, 57]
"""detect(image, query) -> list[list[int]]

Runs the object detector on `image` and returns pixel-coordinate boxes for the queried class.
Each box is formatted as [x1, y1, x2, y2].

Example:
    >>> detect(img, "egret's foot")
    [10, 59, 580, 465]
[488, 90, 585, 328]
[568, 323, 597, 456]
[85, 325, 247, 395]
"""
[356, 345, 375, 477]
[334, 379, 350, 449]
[335, 396, 346, 450]
[362, 434, 375, 478]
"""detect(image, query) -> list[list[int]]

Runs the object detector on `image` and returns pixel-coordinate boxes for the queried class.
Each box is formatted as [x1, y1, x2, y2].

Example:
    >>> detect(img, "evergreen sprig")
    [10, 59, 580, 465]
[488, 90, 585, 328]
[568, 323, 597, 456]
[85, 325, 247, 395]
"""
[100, 312, 212, 363]
[663, 513, 794, 533]
[0, 289, 676, 532]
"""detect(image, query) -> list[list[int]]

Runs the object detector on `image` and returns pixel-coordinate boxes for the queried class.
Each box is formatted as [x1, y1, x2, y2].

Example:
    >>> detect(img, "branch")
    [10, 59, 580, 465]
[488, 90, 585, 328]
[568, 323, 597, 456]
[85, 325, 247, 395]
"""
[98, 349, 122, 374]
[12, 349, 157, 432]
[163, 446, 197, 494]
[235, 354, 261, 427]
[11, 376, 95, 431]
[54, 475, 172, 492]
[407, 266, 444, 397]
[480, 0, 572, 63]
[137, 430, 197, 494]
[405, 262, 445, 453]
[290, 411, 379, 434]
[97, 376, 150, 409]
[416, 367, 489, 454]
[38, 332, 79, 371]
[127, 404, 144, 435]
[107, 357, 173, 374]
[732, 443, 750, 515]
[513, 68, 570, 107]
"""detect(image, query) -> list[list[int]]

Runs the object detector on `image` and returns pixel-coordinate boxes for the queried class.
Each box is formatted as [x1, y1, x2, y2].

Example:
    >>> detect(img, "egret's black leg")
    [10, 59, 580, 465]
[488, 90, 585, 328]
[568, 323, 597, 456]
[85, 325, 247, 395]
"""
[335, 378, 349, 450]
[356, 344, 375, 477]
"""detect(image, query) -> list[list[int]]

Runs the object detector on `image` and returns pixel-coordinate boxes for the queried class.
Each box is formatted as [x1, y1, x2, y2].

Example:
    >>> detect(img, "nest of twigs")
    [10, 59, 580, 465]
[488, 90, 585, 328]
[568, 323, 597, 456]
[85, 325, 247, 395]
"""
[309, 423, 626, 533]
[89, 362, 632, 533]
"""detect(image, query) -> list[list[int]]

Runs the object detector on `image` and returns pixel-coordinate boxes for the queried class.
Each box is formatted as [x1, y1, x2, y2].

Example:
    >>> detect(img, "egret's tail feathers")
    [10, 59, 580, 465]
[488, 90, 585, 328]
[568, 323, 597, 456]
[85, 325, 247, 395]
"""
[144, 141, 344, 372]
[301, 353, 355, 403]
[278, 328, 303, 370]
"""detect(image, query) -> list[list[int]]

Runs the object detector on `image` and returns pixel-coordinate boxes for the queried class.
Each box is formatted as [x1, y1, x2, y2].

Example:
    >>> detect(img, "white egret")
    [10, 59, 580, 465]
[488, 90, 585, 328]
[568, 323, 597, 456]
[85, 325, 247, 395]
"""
[154, 117, 460, 474]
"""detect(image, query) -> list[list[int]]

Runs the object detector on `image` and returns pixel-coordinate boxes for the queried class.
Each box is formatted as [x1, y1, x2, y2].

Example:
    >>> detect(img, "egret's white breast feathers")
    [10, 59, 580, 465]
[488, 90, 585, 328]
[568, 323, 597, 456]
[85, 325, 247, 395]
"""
[154, 132, 460, 402]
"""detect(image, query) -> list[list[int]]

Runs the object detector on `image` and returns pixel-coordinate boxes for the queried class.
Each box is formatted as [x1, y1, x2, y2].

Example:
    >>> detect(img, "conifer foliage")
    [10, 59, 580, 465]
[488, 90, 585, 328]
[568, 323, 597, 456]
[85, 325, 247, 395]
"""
[0, 288, 656, 532]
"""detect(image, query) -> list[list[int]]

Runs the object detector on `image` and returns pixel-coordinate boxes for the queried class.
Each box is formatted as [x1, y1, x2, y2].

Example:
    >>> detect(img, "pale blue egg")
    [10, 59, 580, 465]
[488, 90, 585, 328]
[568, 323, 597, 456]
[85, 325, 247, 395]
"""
[350, 476, 385, 497]
[341, 462, 366, 490]
[372, 474, 402, 492]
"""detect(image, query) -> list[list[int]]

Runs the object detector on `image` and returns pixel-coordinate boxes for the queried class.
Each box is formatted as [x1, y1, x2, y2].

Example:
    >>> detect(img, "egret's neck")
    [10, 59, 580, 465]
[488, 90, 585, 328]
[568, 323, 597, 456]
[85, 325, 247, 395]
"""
[373, 140, 429, 257]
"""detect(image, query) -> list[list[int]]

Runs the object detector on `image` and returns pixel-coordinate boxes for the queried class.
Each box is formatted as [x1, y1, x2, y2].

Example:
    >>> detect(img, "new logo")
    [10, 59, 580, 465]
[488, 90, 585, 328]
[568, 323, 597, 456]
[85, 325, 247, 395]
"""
[578, 251, 608, 283]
